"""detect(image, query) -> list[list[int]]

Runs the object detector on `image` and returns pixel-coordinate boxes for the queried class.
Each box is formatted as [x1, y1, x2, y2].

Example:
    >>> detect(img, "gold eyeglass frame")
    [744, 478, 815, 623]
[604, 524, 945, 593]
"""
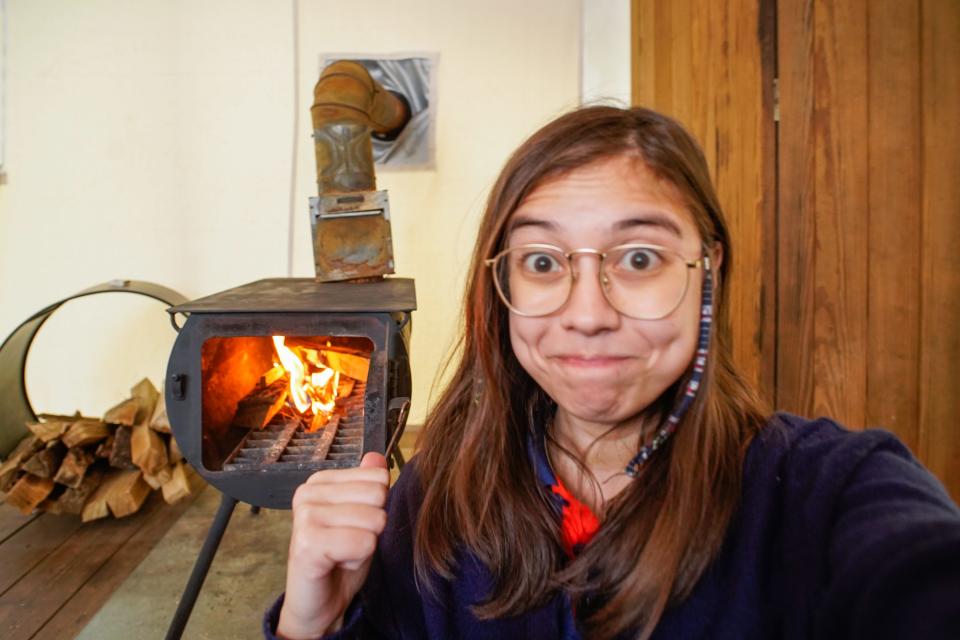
[484, 242, 705, 320]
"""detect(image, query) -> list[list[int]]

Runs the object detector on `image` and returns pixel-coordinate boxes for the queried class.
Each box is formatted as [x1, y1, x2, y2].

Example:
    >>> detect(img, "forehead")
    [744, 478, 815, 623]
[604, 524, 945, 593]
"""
[506, 155, 701, 248]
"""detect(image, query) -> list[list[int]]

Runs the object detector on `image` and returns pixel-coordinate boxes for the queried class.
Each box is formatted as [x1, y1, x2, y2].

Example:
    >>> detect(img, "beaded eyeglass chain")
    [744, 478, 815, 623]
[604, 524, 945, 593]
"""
[624, 252, 714, 478]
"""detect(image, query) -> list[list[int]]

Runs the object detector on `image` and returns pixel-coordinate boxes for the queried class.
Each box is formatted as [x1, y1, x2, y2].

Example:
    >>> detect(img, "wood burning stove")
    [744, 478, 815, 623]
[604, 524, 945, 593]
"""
[162, 277, 414, 640]
[165, 277, 415, 509]
[164, 59, 417, 640]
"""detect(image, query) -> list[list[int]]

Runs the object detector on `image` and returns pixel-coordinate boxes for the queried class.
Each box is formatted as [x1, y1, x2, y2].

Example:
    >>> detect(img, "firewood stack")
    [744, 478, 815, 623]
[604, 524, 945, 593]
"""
[0, 378, 204, 521]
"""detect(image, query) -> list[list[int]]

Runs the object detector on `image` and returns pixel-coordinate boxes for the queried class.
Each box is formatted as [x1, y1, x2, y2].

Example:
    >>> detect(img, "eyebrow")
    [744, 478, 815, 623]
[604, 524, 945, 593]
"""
[508, 211, 684, 238]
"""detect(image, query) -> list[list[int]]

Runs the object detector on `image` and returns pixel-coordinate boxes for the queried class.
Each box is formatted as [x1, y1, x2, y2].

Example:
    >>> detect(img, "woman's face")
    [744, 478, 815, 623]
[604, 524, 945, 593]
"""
[505, 155, 707, 426]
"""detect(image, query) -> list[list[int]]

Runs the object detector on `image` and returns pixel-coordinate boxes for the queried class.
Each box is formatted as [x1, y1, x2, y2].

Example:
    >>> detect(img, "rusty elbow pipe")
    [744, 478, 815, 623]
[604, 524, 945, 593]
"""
[311, 61, 410, 194]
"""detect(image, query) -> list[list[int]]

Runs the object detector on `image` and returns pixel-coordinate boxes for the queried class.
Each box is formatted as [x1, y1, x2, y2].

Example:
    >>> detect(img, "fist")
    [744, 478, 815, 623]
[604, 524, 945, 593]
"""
[277, 452, 390, 639]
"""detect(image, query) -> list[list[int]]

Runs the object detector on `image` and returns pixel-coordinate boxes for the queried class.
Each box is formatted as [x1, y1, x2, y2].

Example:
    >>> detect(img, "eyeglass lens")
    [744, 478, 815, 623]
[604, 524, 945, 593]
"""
[493, 245, 691, 319]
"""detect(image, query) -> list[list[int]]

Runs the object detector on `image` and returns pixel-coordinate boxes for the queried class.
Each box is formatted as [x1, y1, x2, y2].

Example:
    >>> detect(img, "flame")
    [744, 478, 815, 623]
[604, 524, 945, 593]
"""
[272, 336, 339, 425]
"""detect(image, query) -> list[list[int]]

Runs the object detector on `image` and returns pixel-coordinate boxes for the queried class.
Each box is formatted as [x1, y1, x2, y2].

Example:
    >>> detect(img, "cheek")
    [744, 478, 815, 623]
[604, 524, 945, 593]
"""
[507, 316, 542, 373]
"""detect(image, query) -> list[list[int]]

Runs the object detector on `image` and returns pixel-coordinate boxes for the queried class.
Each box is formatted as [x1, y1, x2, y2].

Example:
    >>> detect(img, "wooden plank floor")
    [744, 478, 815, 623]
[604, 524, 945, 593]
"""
[0, 490, 199, 639]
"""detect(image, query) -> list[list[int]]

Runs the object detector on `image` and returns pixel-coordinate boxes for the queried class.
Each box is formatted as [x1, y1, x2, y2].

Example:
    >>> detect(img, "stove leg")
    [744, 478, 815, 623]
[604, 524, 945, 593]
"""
[165, 493, 239, 640]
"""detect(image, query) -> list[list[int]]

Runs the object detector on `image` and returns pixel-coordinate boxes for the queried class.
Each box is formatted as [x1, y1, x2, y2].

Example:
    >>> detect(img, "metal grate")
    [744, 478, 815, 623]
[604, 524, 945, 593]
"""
[223, 382, 365, 472]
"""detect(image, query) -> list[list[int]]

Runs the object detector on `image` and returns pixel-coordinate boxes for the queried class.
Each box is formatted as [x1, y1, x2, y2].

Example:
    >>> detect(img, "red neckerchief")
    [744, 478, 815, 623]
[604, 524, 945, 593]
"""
[550, 473, 601, 558]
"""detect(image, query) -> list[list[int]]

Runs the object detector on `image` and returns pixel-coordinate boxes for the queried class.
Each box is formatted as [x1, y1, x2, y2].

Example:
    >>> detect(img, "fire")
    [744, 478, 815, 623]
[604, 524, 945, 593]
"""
[272, 336, 339, 427]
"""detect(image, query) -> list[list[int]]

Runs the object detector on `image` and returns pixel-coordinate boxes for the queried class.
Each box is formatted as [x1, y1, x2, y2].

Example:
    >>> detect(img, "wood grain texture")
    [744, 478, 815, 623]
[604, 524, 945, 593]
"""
[919, 0, 960, 500]
[0, 505, 39, 545]
[867, 0, 921, 449]
[632, 0, 775, 399]
[29, 491, 198, 640]
[0, 494, 164, 638]
[812, 0, 869, 426]
[777, 0, 818, 415]
[0, 513, 82, 595]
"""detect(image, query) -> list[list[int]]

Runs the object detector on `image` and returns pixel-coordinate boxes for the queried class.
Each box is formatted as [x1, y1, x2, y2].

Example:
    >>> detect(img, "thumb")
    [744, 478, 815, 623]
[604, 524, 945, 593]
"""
[360, 451, 388, 470]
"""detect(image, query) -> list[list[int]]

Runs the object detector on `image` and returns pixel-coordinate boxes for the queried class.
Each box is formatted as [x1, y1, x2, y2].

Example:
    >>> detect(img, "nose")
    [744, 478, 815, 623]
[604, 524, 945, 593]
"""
[558, 254, 621, 334]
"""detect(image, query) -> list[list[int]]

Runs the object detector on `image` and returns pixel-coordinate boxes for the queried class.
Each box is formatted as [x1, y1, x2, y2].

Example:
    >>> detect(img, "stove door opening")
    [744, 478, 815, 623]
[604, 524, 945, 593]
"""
[199, 335, 373, 471]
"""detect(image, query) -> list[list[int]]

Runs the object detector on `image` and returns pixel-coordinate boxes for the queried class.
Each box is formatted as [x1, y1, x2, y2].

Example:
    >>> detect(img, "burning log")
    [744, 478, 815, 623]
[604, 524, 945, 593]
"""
[53, 447, 95, 489]
[233, 377, 289, 430]
[259, 364, 286, 387]
[320, 350, 369, 382]
[6, 474, 56, 515]
[335, 377, 356, 405]
[131, 423, 169, 475]
[62, 420, 111, 448]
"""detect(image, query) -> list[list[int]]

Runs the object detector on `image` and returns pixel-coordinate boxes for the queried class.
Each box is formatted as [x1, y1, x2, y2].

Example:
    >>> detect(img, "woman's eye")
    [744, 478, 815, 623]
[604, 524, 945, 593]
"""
[521, 252, 562, 273]
[619, 248, 661, 271]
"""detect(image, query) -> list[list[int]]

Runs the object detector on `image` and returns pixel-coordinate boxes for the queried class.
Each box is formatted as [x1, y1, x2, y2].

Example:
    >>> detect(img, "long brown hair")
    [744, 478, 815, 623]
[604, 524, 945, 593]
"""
[414, 106, 768, 639]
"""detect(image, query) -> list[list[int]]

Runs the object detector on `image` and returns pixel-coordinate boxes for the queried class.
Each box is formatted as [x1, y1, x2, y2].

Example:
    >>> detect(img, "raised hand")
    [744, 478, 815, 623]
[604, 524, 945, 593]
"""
[276, 452, 390, 639]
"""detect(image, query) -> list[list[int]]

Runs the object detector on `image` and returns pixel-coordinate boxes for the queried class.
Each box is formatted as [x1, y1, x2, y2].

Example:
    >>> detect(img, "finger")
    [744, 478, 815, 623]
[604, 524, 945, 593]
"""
[289, 527, 379, 574]
[359, 451, 388, 470]
[305, 464, 390, 486]
[295, 503, 388, 534]
[292, 481, 388, 509]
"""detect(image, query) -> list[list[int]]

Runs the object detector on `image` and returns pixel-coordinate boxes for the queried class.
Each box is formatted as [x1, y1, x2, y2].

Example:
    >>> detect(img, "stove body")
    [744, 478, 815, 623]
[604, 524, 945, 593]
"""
[165, 278, 414, 509]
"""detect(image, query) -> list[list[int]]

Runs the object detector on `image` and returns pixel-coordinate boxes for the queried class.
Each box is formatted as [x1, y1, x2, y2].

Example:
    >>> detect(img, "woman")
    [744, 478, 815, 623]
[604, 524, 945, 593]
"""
[267, 107, 960, 639]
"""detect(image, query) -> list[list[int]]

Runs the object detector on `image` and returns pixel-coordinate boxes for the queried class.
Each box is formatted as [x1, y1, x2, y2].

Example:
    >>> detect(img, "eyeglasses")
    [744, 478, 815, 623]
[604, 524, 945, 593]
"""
[485, 243, 705, 320]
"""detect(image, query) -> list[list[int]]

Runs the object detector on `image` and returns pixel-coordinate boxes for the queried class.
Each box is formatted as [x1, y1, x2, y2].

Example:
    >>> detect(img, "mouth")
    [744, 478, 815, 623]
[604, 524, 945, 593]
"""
[552, 354, 631, 367]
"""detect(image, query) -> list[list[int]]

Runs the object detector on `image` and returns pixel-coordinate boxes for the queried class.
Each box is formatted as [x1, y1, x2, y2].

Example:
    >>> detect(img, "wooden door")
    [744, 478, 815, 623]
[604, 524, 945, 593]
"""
[632, 0, 960, 499]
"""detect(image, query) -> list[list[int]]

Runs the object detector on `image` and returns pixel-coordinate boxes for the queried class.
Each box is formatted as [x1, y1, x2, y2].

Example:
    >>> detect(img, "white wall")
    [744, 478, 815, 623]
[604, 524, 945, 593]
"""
[0, 0, 582, 425]
[581, 0, 631, 105]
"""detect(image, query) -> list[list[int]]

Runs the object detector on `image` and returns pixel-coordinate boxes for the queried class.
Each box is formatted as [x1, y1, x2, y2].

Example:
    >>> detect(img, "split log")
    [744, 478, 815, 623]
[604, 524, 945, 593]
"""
[131, 423, 168, 475]
[5, 474, 55, 515]
[62, 420, 111, 448]
[21, 443, 66, 479]
[259, 364, 286, 388]
[321, 350, 369, 382]
[335, 377, 356, 404]
[143, 464, 173, 490]
[109, 426, 138, 470]
[26, 420, 71, 444]
[37, 411, 83, 422]
[233, 378, 288, 429]
[95, 435, 115, 459]
[0, 435, 42, 491]
[148, 392, 171, 434]
[168, 436, 183, 464]
[161, 462, 203, 504]
[81, 472, 115, 522]
[54, 447, 95, 489]
[103, 398, 139, 426]
[130, 378, 159, 424]
[56, 467, 104, 515]
[105, 469, 151, 517]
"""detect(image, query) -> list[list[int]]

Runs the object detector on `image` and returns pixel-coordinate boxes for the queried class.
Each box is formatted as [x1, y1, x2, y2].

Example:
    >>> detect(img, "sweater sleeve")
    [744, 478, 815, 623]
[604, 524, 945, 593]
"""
[262, 460, 426, 640]
[816, 433, 960, 639]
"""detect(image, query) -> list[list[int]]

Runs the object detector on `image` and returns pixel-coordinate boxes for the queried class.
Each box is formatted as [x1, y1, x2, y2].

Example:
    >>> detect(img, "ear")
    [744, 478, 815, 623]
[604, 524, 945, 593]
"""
[707, 242, 724, 273]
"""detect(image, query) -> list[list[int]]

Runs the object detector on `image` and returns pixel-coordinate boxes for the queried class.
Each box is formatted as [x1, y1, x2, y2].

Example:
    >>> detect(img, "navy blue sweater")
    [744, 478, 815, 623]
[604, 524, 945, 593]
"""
[264, 414, 960, 639]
